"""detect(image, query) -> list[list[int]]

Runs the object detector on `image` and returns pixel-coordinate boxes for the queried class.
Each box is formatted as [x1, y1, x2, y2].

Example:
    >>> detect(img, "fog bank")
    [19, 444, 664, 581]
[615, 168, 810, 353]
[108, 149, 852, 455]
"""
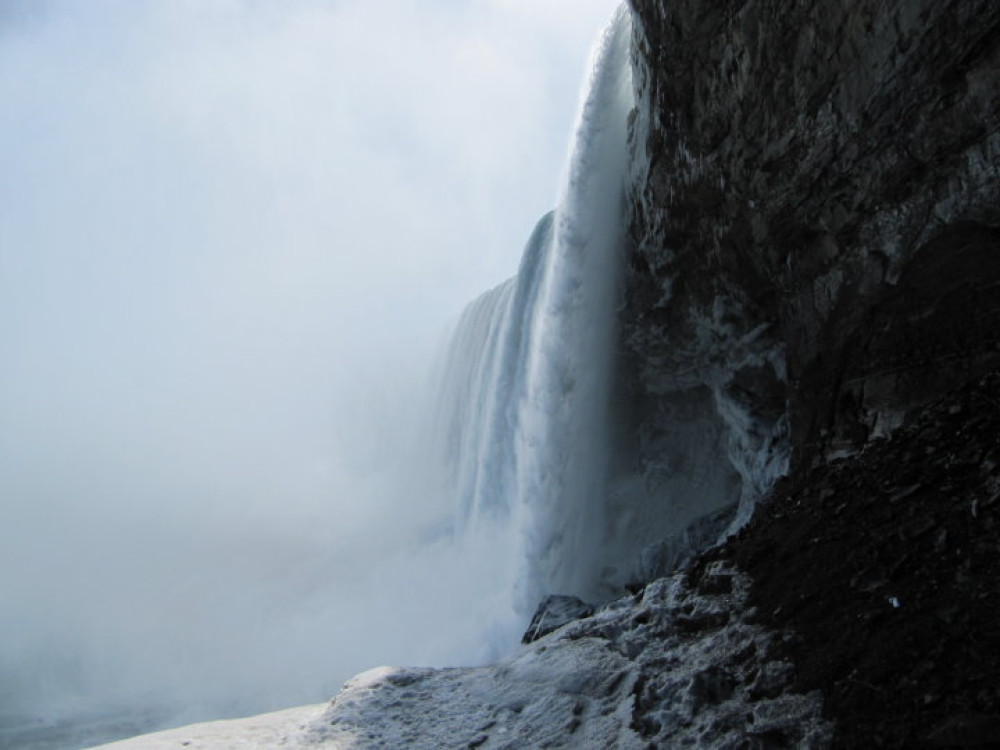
[0, 0, 618, 734]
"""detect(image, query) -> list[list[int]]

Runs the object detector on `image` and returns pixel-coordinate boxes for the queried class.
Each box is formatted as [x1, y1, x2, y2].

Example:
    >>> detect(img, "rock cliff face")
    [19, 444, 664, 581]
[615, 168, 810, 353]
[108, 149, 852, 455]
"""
[620, 0, 1000, 744]
[622, 0, 1000, 503]
[713, 371, 1000, 746]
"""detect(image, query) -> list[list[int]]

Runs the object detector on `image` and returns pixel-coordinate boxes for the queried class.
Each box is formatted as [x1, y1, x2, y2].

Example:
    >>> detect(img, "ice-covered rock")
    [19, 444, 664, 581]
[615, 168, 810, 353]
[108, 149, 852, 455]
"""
[521, 595, 595, 644]
[93, 562, 830, 749]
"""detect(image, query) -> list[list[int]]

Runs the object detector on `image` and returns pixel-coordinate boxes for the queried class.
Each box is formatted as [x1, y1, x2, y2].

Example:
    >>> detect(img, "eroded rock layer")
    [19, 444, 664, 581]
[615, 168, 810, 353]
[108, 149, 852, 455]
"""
[623, 0, 1000, 479]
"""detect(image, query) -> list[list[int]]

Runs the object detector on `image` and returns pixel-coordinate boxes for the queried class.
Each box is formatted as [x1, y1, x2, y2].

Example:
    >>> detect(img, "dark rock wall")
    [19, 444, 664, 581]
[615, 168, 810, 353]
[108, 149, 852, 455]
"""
[622, 0, 1000, 488]
[709, 369, 1000, 747]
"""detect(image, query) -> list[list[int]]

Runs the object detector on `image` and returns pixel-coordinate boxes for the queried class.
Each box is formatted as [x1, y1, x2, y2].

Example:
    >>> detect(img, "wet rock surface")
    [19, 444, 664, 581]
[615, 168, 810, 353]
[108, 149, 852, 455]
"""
[621, 0, 1000, 504]
[521, 595, 596, 644]
[694, 371, 1000, 747]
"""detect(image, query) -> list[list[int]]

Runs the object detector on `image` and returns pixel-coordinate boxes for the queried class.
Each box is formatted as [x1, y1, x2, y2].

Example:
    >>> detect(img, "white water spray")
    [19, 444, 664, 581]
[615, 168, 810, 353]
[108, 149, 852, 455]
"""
[435, 6, 634, 611]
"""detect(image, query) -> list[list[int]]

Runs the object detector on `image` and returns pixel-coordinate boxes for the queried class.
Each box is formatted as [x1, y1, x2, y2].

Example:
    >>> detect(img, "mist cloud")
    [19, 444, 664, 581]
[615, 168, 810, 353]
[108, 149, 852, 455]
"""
[0, 0, 621, 731]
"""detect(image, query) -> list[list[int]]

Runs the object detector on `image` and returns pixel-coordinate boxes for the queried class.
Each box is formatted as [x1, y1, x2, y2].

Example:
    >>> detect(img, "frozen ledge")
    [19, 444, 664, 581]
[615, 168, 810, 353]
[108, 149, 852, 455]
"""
[92, 565, 830, 749]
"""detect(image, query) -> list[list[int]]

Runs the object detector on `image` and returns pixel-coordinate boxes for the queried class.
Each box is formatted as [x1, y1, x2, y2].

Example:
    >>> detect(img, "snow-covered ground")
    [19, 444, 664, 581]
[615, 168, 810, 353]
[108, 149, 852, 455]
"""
[88, 704, 328, 749]
[92, 564, 830, 749]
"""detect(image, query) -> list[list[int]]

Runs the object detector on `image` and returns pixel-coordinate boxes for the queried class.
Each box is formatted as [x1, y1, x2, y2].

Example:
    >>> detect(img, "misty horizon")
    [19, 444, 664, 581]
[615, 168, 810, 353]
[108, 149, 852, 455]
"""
[0, 0, 621, 741]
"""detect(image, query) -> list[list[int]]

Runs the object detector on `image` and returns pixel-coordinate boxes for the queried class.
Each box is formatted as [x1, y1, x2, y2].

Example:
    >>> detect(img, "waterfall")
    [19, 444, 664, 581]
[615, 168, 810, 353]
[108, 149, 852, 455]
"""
[434, 5, 634, 611]
[0, 5, 643, 746]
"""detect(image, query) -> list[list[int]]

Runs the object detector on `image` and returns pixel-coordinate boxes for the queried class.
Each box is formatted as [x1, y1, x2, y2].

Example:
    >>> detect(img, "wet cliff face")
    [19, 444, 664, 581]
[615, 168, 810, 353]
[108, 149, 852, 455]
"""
[622, 0, 1000, 485]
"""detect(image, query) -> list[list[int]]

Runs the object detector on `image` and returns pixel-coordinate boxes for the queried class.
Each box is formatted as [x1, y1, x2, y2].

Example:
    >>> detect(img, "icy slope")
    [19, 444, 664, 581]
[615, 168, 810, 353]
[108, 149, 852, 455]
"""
[93, 564, 828, 749]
